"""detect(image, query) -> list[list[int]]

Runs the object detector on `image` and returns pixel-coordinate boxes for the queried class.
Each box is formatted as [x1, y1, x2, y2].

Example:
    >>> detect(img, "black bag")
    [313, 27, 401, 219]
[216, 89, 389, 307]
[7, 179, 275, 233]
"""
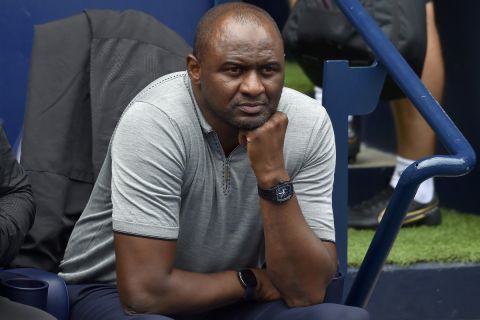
[283, 0, 427, 100]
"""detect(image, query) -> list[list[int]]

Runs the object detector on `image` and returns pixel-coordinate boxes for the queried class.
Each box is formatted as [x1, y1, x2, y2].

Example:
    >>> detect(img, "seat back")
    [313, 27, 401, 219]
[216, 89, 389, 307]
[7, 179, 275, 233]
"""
[10, 9, 192, 272]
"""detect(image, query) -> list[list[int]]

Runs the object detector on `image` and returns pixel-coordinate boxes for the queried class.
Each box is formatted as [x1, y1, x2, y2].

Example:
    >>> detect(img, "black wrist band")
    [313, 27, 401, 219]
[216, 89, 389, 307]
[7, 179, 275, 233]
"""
[258, 180, 294, 203]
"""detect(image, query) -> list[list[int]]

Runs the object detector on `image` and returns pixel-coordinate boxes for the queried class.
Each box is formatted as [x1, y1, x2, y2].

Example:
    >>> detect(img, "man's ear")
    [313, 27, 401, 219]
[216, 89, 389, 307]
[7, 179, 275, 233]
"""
[187, 54, 201, 85]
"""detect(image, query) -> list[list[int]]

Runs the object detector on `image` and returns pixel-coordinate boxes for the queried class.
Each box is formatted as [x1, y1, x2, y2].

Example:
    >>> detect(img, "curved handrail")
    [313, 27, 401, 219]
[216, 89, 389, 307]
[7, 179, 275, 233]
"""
[333, 0, 477, 308]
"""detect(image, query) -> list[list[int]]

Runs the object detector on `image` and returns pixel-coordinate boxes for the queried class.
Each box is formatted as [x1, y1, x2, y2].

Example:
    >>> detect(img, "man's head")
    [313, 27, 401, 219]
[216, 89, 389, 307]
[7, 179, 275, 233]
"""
[187, 2, 285, 132]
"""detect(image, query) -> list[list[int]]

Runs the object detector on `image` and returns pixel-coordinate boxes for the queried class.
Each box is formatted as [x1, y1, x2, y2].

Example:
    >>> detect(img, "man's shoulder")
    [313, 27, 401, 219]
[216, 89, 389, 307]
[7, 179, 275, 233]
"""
[134, 71, 190, 105]
[120, 71, 196, 125]
[279, 87, 329, 125]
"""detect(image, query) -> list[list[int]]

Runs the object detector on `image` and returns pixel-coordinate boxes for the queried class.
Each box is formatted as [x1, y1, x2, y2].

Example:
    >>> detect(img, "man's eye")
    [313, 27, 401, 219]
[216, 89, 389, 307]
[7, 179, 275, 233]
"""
[226, 67, 242, 75]
[262, 65, 277, 75]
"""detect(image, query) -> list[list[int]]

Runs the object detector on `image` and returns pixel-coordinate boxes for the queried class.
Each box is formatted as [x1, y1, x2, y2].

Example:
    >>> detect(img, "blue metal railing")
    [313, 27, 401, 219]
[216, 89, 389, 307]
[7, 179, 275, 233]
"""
[331, 0, 477, 308]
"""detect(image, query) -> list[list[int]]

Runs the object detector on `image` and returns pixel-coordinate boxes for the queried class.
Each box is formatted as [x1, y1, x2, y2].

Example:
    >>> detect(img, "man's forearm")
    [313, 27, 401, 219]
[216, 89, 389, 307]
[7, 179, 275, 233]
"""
[260, 193, 337, 307]
[119, 268, 244, 315]
[114, 232, 249, 316]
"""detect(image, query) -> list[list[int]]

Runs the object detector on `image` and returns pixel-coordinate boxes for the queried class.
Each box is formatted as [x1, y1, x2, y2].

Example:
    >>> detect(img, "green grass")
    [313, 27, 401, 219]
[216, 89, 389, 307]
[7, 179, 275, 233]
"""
[284, 61, 315, 95]
[348, 208, 480, 267]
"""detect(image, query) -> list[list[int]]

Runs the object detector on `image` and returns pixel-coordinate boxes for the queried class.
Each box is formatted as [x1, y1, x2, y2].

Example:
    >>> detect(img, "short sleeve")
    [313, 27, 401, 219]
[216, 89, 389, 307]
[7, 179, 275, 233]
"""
[294, 110, 336, 242]
[111, 101, 185, 239]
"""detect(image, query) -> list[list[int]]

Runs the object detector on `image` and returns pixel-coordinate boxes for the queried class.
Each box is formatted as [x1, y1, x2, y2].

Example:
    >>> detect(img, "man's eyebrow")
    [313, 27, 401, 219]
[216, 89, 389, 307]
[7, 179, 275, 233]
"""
[221, 59, 282, 65]
[219, 61, 244, 69]
[259, 61, 283, 69]
[262, 61, 282, 66]
[222, 60, 242, 65]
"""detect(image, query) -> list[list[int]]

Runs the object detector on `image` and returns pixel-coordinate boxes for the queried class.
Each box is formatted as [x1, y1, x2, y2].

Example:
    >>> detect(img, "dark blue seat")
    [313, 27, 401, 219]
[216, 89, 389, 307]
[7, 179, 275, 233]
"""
[1, 268, 69, 320]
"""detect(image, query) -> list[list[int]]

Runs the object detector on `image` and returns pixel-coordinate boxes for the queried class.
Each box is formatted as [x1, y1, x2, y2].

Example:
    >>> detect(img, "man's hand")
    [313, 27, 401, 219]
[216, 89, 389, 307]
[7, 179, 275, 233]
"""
[251, 268, 281, 302]
[238, 111, 290, 188]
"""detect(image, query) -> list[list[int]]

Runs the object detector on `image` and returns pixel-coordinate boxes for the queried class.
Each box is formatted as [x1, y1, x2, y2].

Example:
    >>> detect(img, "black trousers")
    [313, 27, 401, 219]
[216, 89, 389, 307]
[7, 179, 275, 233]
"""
[68, 284, 369, 320]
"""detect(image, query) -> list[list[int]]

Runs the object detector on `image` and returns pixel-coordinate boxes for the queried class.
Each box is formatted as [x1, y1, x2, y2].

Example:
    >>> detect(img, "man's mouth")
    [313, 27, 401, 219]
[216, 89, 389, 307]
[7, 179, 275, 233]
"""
[237, 103, 266, 114]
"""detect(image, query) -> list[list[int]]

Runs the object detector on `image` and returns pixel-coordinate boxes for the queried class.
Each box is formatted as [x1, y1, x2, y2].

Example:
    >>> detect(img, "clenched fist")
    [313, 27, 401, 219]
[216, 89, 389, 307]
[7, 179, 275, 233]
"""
[238, 111, 290, 188]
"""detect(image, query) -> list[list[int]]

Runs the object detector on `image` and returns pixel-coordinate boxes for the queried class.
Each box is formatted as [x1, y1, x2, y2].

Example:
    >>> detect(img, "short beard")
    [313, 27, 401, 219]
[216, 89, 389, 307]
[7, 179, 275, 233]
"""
[230, 109, 273, 130]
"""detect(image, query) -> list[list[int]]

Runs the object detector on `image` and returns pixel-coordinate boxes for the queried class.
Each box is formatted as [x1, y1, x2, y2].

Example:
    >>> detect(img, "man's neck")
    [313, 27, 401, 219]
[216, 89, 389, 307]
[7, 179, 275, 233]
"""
[192, 84, 239, 156]
[217, 130, 240, 157]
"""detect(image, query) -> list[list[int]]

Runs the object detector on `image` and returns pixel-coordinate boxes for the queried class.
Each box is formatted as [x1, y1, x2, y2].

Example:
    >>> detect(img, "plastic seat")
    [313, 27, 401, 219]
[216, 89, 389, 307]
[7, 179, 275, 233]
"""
[0, 268, 69, 320]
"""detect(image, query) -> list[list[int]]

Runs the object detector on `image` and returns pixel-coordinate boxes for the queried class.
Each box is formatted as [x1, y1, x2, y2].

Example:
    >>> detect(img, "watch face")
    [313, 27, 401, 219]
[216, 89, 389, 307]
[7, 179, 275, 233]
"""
[239, 269, 257, 287]
[275, 184, 292, 202]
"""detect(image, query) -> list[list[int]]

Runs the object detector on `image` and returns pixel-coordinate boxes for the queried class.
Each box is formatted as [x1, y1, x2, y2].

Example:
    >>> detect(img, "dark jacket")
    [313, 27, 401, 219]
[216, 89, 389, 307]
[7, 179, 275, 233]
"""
[0, 127, 35, 267]
[10, 9, 191, 271]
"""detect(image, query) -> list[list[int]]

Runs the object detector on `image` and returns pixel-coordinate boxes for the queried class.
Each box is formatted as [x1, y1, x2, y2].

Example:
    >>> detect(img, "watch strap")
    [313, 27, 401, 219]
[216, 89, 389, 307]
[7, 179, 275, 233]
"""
[243, 285, 255, 301]
[258, 180, 294, 203]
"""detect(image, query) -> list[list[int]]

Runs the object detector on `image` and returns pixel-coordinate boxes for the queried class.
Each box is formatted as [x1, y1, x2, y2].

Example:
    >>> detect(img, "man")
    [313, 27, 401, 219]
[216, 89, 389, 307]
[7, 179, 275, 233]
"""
[59, 3, 368, 319]
[0, 126, 55, 320]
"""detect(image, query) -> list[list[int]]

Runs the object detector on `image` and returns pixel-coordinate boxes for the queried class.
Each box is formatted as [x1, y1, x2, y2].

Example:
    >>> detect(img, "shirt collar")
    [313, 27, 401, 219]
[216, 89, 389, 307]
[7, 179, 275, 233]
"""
[185, 73, 214, 135]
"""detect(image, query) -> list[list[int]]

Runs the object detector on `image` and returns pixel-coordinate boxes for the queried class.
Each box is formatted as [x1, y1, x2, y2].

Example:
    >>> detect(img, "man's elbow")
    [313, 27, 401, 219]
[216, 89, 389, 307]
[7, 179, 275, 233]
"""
[281, 270, 336, 307]
[118, 282, 173, 315]
[284, 288, 327, 308]
[283, 259, 339, 307]
[119, 290, 158, 315]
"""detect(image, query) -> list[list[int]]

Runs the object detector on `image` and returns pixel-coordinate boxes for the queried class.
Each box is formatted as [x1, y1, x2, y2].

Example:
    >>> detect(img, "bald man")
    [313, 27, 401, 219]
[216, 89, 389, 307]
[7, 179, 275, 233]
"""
[59, 3, 368, 319]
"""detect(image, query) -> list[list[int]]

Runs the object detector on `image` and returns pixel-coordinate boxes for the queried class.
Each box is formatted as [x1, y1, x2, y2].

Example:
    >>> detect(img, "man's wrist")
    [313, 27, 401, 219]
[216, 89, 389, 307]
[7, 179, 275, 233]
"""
[256, 169, 290, 189]
[258, 180, 294, 204]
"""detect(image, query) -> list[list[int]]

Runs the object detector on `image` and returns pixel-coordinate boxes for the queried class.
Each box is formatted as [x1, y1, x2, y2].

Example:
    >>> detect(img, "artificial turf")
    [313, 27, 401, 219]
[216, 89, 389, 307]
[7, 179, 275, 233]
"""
[348, 208, 480, 267]
[284, 62, 480, 268]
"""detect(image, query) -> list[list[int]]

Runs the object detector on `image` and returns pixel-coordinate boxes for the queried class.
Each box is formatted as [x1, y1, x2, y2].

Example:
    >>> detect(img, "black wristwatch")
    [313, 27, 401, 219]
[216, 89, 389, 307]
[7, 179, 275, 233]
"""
[258, 180, 294, 203]
[237, 269, 257, 301]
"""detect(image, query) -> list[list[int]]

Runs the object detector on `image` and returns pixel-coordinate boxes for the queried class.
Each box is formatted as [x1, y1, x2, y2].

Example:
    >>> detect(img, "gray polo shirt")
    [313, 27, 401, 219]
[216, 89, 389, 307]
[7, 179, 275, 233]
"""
[59, 71, 336, 284]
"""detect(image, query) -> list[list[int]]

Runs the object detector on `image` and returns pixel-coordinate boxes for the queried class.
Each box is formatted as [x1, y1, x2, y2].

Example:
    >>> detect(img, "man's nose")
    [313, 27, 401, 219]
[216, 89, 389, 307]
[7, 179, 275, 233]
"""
[240, 71, 265, 96]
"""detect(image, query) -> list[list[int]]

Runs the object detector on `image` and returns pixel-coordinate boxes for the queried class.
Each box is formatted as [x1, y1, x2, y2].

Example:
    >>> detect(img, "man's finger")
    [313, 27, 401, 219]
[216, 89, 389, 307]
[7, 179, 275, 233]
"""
[238, 131, 248, 145]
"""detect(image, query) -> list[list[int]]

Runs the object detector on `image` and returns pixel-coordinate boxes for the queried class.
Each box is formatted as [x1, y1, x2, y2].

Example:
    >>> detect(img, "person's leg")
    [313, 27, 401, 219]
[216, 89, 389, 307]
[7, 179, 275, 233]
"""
[0, 296, 56, 320]
[212, 300, 369, 320]
[349, 1, 444, 228]
[390, 0, 444, 204]
[68, 284, 178, 320]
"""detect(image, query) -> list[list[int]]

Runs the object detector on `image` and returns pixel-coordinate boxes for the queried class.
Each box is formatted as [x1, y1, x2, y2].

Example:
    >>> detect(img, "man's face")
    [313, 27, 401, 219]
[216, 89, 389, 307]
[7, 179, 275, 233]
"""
[190, 18, 285, 131]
